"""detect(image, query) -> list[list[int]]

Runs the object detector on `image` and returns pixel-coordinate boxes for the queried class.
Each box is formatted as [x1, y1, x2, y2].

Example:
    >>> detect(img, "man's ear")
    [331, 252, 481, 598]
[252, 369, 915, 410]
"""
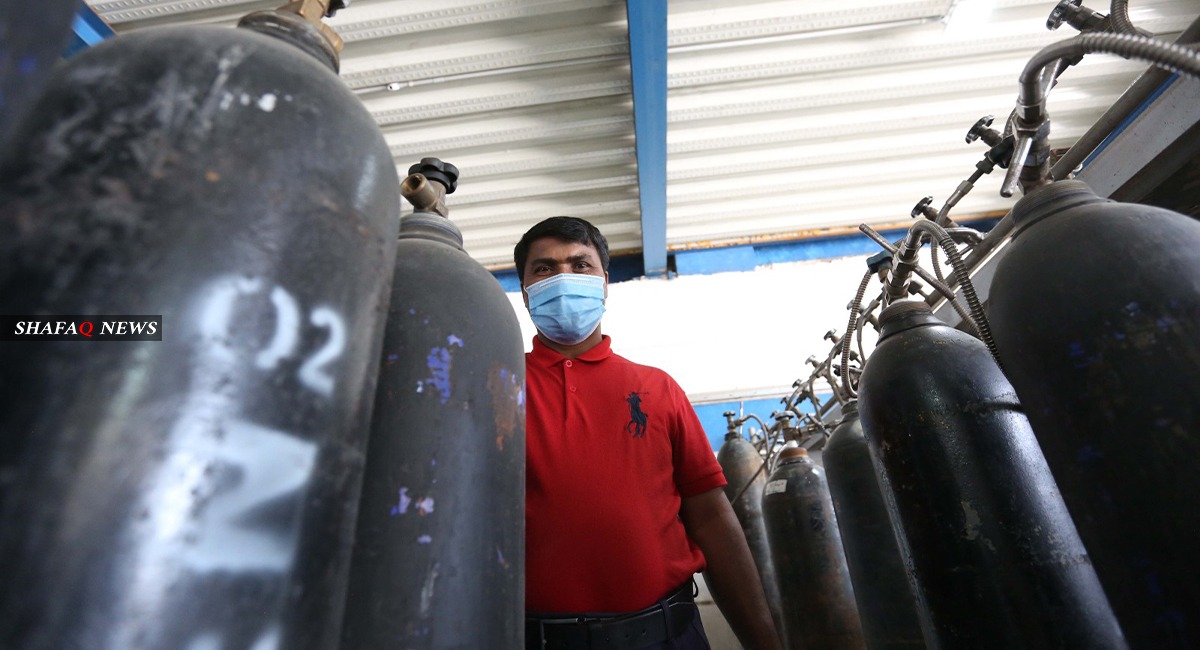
[604, 272, 610, 300]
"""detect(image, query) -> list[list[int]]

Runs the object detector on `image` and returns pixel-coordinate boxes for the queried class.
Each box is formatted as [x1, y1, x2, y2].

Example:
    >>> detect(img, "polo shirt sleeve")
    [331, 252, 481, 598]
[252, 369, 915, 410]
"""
[666, 375, 727, 498]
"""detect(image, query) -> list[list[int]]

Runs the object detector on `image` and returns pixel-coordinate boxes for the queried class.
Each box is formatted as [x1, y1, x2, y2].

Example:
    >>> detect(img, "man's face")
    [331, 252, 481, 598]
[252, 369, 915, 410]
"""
[521, 237, 608, 308]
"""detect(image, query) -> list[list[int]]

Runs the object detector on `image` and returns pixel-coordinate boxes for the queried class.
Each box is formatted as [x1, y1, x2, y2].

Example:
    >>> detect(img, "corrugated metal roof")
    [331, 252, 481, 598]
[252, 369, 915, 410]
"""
[86, 0, 1198, 268]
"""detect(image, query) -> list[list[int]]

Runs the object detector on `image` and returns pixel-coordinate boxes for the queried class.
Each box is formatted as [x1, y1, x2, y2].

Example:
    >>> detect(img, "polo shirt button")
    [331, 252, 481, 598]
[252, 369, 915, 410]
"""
[570, 386, 577, 393]
[565, 360, 573, 368]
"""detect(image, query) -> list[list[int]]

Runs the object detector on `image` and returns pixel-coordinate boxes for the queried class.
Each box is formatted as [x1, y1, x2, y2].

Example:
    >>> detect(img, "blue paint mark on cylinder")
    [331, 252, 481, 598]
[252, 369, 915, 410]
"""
[426, 347, 452, 404]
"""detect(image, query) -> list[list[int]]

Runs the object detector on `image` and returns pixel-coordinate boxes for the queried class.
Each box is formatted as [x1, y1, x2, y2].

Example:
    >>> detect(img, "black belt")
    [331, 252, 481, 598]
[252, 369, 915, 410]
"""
[526, 581, 698, 650]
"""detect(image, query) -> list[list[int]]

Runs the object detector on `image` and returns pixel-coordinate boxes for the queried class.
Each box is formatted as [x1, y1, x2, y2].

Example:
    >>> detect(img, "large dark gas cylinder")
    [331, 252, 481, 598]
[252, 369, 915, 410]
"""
[988, 180, 1200, 648]
[0, 11, 399, 650]
[340, 163, 526, 649]
[858, 301, 1126, 649]
[0, 0, 80, 155]
[717, 430, 784, 635]
[762, 446, 866, 650]
[824, 400, 924, 650]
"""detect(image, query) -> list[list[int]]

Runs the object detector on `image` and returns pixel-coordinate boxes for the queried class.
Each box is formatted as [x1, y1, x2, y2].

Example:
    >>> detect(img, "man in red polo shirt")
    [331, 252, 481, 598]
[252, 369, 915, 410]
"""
[516, 217, 782, 650]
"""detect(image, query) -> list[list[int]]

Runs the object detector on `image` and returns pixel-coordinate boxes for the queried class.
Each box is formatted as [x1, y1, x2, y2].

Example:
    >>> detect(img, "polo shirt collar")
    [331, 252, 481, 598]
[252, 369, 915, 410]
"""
[529, 335, 614, 366]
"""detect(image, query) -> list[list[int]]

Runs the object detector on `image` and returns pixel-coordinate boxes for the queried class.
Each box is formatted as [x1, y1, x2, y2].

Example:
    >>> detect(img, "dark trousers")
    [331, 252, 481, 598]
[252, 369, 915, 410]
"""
[526, 582, 711, 650]
[642, 615, 710, 650]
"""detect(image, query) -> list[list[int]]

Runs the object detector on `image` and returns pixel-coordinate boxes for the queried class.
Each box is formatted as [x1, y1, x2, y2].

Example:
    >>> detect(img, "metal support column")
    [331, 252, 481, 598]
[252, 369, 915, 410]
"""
[626, 0, 668, 278]
[67, 4, 116, 58]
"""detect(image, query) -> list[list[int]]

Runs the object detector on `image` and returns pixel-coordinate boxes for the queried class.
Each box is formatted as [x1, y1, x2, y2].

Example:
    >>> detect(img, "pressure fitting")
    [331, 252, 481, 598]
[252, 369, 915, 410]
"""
[1001, 118, 1052, 197]
[772, 412, 800, 443]
[409, 157, 460, 194]
[867, 251, 893, 285]
[723, 411, 741, 438]
[276, 1, 346, 50]
[885, 223, 930, 303]
[402, 158, 460, 218]
[965, 115, 1005, 147]
[239, 0, 349, 71]
[912, 196, 939, 221]
[1047, 0, 1109, 32]
[885, 250, 920, 303]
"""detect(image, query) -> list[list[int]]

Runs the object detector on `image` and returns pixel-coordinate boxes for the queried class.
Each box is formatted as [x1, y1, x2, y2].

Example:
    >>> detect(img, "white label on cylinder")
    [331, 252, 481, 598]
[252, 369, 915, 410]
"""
[764, 479, 787, 496]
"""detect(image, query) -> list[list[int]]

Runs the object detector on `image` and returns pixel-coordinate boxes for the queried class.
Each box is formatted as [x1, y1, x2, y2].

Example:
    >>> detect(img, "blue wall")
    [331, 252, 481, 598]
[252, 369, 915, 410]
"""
[692, 394, 831, 452]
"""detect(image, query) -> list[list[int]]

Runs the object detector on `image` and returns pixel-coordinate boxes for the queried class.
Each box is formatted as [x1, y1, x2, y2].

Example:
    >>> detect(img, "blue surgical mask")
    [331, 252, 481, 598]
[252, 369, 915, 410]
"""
[524, 273, 607, 345]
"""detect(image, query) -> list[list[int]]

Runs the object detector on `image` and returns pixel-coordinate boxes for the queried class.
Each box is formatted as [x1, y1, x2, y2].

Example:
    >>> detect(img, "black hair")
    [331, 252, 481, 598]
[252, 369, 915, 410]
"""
[513, 216, 610, 283]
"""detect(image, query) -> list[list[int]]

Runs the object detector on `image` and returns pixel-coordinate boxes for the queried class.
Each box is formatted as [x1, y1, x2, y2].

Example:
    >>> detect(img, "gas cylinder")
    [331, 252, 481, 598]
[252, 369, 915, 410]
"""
[0, 4, 399, 649]
[762, 446, 866, 650]
[857, 300, 1126, 649]
[716, 416, 784, 636]
[340, 160, 526, 649]
[823, 400, 924, 649]
[988, 179, 1200, 648]
[0, 0, 79, 154]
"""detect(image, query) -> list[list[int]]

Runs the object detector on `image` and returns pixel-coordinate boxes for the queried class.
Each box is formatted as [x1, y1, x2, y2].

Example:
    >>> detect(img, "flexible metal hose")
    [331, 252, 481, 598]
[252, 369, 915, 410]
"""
[930, 244, 945, 285]
[909, 220, 1002, 368]
[731, 458, 767, 506]
[1051, 15, 1200, 180]
[943, 280, 979, 337]
[858, 224, 978, 335]
[725, 411, 776, 505]
[856, 295, 877, 363]
[807, 388, 824, 416]
[929, 245, 980, 336]
[1020, 33, 1200, 118]
[1009, 32, 1199, 194]
[743, 414, 773, 450]
[1109, 0, 1138, 37]
[841, 270, 874, 399]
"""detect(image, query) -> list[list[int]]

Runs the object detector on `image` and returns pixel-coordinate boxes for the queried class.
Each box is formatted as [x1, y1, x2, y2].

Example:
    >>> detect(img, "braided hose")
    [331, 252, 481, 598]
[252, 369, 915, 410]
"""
[841, 270, 874, 399]
[938, 273, 981, 338]
[730, 458, 768, 506]
[930, 244, 949, 291]
[929, 232, 981, 337]
[909, 221, 1002, 369]
[857, 223, 977, 335]
[1109, 0, 1138, 37]
[1020, 33, 1200, 115]
[807, 389, 824, 417]
[743, 414, 773, 449]
[909, 241, 978, 333]
[856, 296, 876, 363]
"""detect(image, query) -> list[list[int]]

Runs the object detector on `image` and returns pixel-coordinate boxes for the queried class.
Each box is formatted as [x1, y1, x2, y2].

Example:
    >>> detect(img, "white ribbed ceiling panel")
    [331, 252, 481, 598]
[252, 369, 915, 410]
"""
[87, 0, 1199, 268]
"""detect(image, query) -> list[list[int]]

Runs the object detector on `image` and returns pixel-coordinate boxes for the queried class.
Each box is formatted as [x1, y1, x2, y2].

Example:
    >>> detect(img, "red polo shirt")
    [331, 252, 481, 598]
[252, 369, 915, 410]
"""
[525, 335, 727, 613]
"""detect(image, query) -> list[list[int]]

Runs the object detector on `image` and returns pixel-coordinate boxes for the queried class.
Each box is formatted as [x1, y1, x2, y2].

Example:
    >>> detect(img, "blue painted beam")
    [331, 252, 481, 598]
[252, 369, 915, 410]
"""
[66, 4, 116, 58]
[493, 252, 646, 293]
[673, 216, 1002, 276]
[492, 216, 1002, 287]
[626, 0, 668, 278]
[1081, 73, 1178, 171]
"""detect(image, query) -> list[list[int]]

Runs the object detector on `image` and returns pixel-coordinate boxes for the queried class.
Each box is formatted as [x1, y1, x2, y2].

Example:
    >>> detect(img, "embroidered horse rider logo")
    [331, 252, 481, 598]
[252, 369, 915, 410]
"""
[625, 391, 648, 438]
